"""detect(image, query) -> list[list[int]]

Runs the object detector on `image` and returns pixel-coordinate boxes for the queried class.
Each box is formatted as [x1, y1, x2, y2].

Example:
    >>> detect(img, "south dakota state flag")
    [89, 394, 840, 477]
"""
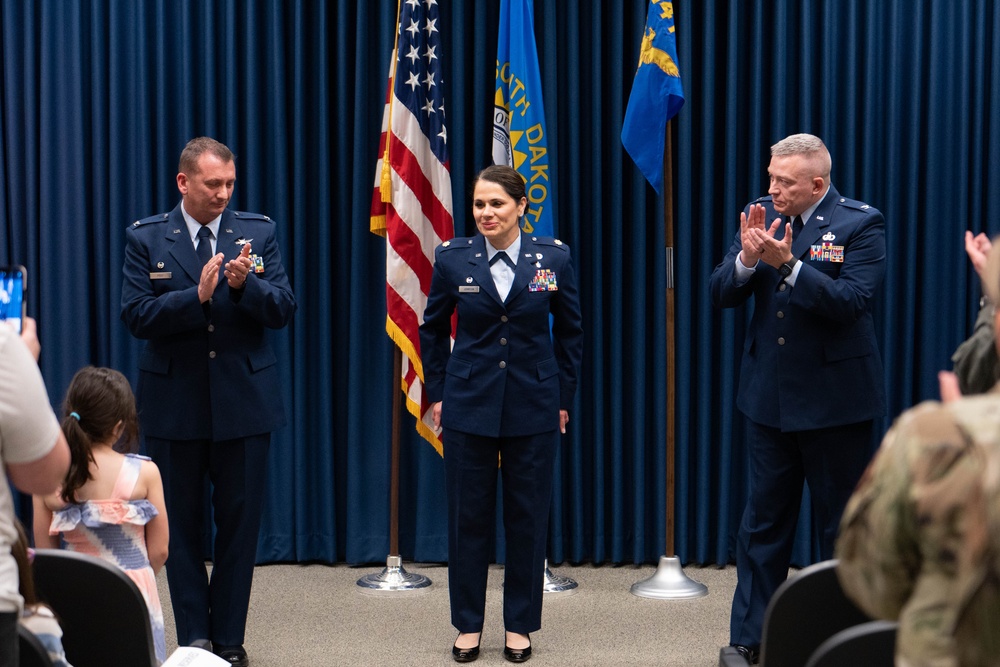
[493, 0, 554, 236]
[622, 1, 685, 195]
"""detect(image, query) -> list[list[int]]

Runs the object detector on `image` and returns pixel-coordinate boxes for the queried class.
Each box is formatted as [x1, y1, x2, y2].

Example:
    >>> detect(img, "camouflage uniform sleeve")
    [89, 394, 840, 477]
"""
[837, 400, 986, 663]
[836, 410, 923, 619]
[951, 303, 1000, 395]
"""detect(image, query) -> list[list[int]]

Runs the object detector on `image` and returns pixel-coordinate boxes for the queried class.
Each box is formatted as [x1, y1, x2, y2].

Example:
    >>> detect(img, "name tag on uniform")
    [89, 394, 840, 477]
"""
[149, 272, 172, 280]
[459, 286, 480, 293]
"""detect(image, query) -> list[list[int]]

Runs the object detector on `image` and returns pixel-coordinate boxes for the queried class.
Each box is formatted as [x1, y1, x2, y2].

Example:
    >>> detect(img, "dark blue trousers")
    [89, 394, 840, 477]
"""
[444, 428, 558, 635]
[146, 433, 270, 647]
[729, 419, 873, 648]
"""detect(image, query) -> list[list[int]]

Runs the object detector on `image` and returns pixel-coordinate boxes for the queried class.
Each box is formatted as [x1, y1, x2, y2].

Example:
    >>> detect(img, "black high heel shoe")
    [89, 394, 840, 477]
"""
[503, 633, 531, 663]
[452, 633, 481, 663]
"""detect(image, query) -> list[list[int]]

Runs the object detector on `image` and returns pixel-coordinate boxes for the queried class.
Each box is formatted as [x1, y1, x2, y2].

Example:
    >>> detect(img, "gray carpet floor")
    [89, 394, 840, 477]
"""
[157, 561, 741, 666]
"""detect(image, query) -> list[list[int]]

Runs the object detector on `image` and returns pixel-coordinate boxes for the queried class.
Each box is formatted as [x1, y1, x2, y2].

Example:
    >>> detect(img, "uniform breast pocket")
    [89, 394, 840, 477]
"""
[148, 270, 183, 295]
[809, 262, 842, 279]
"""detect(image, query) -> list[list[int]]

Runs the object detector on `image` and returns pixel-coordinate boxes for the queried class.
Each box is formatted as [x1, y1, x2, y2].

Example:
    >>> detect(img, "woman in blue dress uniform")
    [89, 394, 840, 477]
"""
[420, 165, 584, 663]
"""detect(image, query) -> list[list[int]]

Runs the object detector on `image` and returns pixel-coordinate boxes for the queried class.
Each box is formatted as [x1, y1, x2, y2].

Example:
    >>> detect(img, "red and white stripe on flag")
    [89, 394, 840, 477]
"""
[370, 0, 454, 455]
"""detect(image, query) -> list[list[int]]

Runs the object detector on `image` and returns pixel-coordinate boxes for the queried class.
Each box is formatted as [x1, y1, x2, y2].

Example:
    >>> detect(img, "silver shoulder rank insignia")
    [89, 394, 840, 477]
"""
[235, 238, 253, 246]
[823, 232, 836, 241]
[861, 204, 870, 209]
[442, 240, 451, 247]
[467, 239, 473, 244]
[554, 239, 563, 246]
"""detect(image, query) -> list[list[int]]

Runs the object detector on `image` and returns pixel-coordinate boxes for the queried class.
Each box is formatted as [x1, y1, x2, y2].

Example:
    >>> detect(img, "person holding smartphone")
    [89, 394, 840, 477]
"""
[0, 317, 71, 664]
[0, 265, 26, 334]
[120, 137, 296, 667]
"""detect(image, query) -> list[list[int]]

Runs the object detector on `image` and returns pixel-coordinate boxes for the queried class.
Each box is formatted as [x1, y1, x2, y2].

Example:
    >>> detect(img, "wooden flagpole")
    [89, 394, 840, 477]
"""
[630, 118, 707, 599]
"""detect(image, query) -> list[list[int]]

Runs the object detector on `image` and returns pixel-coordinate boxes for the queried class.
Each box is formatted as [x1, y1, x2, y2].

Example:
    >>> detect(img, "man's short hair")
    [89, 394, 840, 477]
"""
[771, 133, 831, 180]
[179, 137, 234, 175]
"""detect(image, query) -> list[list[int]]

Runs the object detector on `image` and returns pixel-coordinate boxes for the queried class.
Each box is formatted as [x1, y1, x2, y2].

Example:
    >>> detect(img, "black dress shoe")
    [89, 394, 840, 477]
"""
[731, 644, 759, 664]
[214, 644, 249, 667]
[503, 634, 531, 663]
[452, 643, 480, 662]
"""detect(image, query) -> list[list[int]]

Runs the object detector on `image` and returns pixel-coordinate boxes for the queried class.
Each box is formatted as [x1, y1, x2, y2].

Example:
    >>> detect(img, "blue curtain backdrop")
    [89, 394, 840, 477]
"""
[0, 0, 997, 568]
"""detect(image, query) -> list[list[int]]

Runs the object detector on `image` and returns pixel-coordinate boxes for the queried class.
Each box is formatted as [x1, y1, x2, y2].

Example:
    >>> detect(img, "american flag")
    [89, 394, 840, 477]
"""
[371, 0, 454, 455]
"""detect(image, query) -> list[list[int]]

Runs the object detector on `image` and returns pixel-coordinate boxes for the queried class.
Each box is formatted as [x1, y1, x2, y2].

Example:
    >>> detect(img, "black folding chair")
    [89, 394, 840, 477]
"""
[804, 620, 897, 667]
[31, 549, 158, 667]
[718, 559, 872, 667]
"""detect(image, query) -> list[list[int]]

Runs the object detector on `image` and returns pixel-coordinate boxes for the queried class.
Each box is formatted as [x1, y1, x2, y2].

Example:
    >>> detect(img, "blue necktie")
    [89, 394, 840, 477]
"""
[196, 226, 214, 265]
[490, 251, 515, 269]
[791, 215, 804, 238]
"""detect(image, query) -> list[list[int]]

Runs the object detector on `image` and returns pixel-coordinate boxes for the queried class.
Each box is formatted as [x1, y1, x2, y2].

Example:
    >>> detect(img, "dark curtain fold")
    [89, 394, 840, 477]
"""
[1, 0, 997, 568]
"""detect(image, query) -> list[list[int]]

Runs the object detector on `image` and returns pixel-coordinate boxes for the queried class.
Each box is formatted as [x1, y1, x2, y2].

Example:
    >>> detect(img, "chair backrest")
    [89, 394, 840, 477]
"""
[17, 624, 54, 667]
[31, 549, 157, 667]
[804, 620, 898, 667]
[758, 559, 871, 667]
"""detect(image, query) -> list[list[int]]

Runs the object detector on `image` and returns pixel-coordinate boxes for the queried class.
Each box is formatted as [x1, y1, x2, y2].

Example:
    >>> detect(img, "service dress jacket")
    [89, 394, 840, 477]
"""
[121, 205, 296, 442]
[420, 232, 584, 438]
[709, 186, 886, 432]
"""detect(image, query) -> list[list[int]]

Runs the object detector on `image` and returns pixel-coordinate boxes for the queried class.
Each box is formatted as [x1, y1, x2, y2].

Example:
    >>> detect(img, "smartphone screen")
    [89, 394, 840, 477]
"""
[0, 265, 26, 334]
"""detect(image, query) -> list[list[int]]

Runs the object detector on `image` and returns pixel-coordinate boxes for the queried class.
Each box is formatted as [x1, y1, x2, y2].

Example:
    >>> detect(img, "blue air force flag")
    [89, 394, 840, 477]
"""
[622, 1, 685, 195]
[493, 0, 554, 236]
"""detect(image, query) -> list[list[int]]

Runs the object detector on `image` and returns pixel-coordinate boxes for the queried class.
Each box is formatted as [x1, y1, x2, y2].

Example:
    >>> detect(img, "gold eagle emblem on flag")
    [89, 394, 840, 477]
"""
[638, 27, 680, 78]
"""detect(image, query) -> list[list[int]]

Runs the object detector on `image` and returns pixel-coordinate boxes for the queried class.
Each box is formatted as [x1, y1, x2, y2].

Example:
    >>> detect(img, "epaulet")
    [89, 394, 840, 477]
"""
[130, 213, 170, 228]
[439, 237, 472, 251]
[231, 211, 272, 223]
[530, 236, 569, 251]
[836, 197, 876, 213]
[125, 453, 152, 461]
[754, 195, 774, 203]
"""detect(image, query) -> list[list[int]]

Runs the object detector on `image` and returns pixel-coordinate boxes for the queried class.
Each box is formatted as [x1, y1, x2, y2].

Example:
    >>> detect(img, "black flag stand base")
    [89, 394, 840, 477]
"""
[542, 559, 578, 595]
[356, 554, 432, 594]
[630, 555, 708, 600]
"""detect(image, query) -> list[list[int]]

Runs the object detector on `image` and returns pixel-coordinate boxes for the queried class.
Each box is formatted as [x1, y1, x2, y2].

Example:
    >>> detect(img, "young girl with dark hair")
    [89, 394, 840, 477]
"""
[33, 366, 168, 664]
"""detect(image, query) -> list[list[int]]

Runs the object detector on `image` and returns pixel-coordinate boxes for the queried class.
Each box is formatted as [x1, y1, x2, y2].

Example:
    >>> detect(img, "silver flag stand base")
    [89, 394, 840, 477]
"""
[543, 559, 578, 594]
[357, 555, 432, 594]
[630, 555, 708, 599]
